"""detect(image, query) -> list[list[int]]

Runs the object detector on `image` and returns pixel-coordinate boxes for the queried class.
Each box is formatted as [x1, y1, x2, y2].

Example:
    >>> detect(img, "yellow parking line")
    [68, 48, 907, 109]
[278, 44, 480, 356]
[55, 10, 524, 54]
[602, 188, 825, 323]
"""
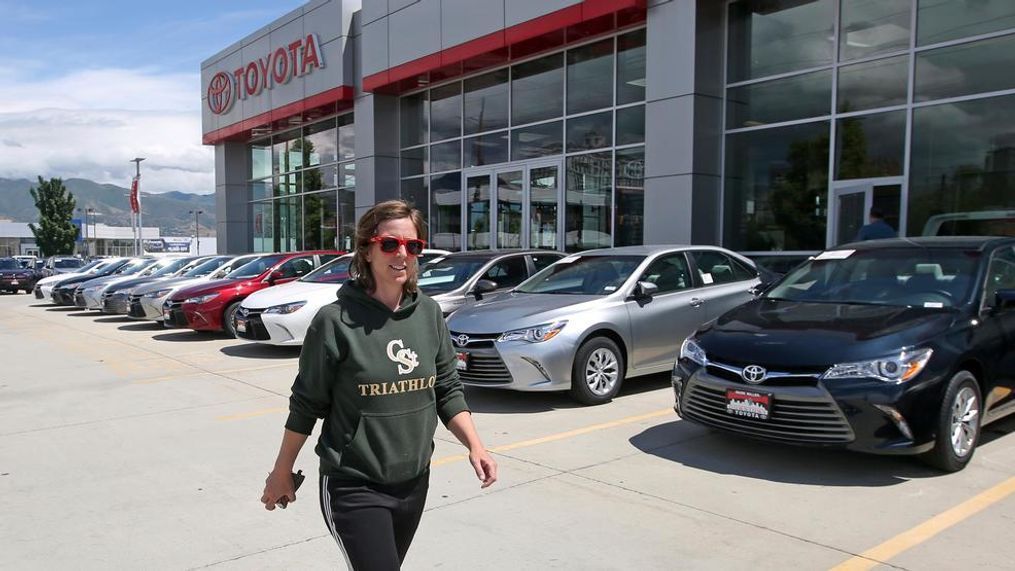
[830, 476, 1015, 571]
[217, 407, 287, 421]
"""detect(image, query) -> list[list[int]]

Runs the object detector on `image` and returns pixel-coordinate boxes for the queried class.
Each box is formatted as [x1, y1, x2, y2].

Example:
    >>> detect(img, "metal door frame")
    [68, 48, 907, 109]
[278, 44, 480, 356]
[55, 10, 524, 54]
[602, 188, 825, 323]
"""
[827, 176, 905, 248]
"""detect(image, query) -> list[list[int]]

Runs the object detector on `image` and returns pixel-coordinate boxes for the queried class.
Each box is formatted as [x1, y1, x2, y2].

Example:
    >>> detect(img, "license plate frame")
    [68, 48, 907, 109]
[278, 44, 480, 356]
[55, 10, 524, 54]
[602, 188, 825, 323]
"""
[455, 351, 468, 371]
[725, 389, 772, 421]
[10, 280, 18, 285]
[235, 317, 247, 333]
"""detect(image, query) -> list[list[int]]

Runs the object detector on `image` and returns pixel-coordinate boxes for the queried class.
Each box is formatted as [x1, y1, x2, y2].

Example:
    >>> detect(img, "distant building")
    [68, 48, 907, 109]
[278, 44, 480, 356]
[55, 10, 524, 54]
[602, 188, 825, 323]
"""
[0, 221, 216, 257]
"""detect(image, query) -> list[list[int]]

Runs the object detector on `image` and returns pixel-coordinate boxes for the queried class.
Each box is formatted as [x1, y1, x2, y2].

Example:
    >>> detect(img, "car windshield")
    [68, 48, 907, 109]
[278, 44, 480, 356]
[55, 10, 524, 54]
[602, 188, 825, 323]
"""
[417, 257, 490, 294]
[76, 260, 102, 272]
[0, 259, 19, 270]
[515, 255, 644, 295]
[765, 248, 981, 308]
[149, 258, 193, 277]
[54, 259, 82, 269]
[302, 256, 352, 284]
[227, 255, 286, 279]
[115, 259, 156, 275]
[184, 256, 230, 277]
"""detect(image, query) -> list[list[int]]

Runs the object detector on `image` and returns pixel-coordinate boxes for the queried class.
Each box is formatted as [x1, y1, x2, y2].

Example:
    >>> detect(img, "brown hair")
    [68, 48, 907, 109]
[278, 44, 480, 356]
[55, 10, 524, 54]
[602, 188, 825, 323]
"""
[349, 200, 427, 295]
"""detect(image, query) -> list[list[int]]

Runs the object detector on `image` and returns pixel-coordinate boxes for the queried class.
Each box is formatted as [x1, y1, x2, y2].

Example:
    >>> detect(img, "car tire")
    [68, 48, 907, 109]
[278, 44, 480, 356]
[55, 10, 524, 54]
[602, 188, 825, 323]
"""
[223, 301, 241, 338]
[568, 337, 625, 406]
[922, 370, 982, 472]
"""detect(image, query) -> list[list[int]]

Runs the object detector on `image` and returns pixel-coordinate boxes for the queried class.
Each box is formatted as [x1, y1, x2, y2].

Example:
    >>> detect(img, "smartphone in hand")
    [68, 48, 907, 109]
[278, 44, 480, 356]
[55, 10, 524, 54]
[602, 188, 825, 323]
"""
[276, 470, 305, 509]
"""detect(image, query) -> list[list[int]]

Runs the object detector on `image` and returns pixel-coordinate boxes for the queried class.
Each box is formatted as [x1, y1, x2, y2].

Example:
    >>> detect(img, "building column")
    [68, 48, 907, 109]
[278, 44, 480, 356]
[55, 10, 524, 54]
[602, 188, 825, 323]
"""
[353, 92, 401, 220]
[643, 0, 724, 246]
[215, 142, 252, 254]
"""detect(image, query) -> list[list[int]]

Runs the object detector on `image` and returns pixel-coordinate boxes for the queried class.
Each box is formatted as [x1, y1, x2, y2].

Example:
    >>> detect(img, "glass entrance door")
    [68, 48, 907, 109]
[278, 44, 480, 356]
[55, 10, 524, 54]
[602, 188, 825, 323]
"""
[462, 160, 563, 250]
[829, 179, 903, 246]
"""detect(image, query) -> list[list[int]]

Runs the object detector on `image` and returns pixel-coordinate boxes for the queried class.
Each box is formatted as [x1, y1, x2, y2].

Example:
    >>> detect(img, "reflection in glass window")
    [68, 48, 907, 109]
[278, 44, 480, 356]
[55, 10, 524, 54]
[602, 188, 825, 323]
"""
[401, 147, 427, 178]
[464, 131, 509, 167]
[304, 119, 337, 166]
[837, 55, 908, 112]
[275, 174, 298, 196]
[430, 140, 461, 173]
[512, 54, 564, 126]
[431, 173, 462, 251]
[464, 70, 509, 135]
[915, 34, 1015, 103]
[400, 178, 429, 226]
[616, 106, 645, 146]
[511, 121, 563, 161]
[617, 29, 646, 105]
[530, 166, 560, 250]
[566, 152, 612, 252]
[431, 83, 462, 142]
[615, 148, 645, 247]
[251, 141, 271, 179]
[250, 180, 271, 202]
[724, 121, 830, 251]
[272, 129, 304, 174]
[339, 162, 356, 188]
[726, 70, 831, 128]
[338, 189, 355, 251]
[835, 111, 905, 180]
[303, 191, 337, 250]
[727, 0, 834, 82]
[908, 94, 1015, 236]
[567, 38, 614, 114]
[401, 92, 428, 148]
[253, 202, 274, 253]
[275, 196, 303, 252]
[300, 167, 329, 194]
[338, 114, 355, 160]
[839, 0, 911, 61]
[918, 0, 1015, 46]
[497, 171, 524, 249]
[466, 174, 491, 251]
[567, 111, 613, 152]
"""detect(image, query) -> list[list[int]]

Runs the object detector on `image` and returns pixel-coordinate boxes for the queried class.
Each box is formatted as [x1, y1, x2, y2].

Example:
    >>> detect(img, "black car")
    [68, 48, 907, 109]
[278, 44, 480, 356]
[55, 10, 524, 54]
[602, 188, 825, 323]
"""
[673, 237, 1015, 472]
[0, 258, 37, 293]
[50, 258, 132, 305]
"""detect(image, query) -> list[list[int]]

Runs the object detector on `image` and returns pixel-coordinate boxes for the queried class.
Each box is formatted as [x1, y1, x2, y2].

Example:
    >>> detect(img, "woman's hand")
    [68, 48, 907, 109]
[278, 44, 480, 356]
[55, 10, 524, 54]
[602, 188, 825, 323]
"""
[469, 447, 498, 488]
[261, 469, 296, 511]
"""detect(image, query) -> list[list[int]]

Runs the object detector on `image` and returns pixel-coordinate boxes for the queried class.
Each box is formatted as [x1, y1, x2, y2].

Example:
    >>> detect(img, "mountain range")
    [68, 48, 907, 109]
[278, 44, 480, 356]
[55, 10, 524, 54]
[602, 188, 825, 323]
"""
[0, 177, 216, 237]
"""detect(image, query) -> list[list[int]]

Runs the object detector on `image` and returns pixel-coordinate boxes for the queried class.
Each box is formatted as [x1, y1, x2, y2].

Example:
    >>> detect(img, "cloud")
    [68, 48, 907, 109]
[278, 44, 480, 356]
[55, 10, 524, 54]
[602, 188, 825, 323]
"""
[0, 68, 213, 194]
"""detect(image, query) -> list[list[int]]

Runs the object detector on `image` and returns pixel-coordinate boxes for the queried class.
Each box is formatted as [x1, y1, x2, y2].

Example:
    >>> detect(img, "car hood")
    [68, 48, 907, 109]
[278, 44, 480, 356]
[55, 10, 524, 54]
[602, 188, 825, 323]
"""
[39, 273, 85, 285]
[242, 280, 341, 309]
[446, 292, 606, 333]
[697, 299, 959, 369]
[132, 276, 206, 294]
[171, 278, 248, 300]
[105, 275, 168, 293]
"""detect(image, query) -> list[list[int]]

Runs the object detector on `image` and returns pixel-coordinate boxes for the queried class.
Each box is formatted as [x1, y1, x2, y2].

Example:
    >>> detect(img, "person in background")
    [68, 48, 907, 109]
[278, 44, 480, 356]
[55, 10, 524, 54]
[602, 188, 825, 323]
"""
[260, 200, 497, 570]
[855, 207, 897, 241]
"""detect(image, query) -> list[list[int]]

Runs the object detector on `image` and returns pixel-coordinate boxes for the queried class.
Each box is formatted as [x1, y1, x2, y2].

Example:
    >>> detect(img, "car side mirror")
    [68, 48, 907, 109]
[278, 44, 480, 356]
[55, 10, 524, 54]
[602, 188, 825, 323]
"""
[472, 279, 498, 300]
[749, 281, 772, 297]
[634, 281, 659, 299]
[995, 289, 1015, 312]
[267, 269, 284, 284]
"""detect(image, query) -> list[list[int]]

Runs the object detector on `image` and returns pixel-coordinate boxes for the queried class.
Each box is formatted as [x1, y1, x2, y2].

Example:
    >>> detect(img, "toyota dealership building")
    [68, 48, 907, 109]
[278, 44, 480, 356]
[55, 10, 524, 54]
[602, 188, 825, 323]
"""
[203, 0, 1015, 256]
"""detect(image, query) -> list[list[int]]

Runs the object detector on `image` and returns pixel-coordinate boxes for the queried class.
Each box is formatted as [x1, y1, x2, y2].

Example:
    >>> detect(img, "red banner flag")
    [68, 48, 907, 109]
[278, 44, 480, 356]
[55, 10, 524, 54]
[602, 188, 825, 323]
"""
[129, 176, 140, 213]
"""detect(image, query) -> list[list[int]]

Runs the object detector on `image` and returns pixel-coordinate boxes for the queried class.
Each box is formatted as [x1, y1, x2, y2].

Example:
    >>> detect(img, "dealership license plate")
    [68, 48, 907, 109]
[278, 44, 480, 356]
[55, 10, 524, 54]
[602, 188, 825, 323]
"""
[455, 351, 468, 371]
[725, 389, 772, 421]
[10, 280, 17, 285]
[235, 317, 247, 333]
[163, 309, 171, 321]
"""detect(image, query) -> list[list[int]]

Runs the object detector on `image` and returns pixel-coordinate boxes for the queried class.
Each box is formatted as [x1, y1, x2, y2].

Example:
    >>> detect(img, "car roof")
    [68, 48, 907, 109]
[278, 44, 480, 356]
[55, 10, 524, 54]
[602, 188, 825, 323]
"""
[839, 236, 1015, 251]
[434, 250, 564, 261]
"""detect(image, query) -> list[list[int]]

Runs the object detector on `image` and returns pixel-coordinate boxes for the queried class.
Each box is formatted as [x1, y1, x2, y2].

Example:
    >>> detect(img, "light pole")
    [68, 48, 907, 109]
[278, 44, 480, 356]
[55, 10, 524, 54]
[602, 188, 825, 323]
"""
[130, 157, 145, 255]
[188, 210, 203, 255]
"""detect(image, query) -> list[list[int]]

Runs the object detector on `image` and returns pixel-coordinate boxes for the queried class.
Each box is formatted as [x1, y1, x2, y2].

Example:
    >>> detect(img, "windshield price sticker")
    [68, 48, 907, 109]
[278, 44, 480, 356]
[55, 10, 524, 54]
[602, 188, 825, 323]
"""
[815, 249, 855, 261]
[701, 273, 714, 284]
[725, 389, 772, 421]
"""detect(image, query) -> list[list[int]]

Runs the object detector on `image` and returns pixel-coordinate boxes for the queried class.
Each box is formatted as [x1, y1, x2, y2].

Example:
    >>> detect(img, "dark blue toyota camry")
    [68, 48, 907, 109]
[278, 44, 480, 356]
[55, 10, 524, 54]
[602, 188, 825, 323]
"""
[673, 237, 1015, 472]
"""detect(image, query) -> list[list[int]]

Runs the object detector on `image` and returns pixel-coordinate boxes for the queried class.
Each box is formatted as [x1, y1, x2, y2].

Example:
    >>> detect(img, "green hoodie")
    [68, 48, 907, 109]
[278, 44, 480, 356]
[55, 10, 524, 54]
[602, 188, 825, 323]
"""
[286, 279, 470, 484]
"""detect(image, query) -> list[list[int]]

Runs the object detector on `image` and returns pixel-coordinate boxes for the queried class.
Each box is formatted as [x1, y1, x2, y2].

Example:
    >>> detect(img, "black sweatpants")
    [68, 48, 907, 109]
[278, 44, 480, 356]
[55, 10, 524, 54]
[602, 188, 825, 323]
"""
[319, 471, 429, 570]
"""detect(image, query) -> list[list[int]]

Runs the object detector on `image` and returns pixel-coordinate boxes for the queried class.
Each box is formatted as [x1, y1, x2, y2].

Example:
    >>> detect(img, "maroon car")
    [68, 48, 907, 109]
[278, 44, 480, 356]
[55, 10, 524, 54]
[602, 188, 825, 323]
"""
[0, 258, 38, 294]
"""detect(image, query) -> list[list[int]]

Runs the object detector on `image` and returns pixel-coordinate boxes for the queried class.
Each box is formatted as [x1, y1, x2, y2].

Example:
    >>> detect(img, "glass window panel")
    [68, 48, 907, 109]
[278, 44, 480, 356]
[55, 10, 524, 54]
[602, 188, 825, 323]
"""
[401, 147, 428, 178]
[727, 0, 834, 82]
[566, 152, 613, 252]
[430, 172, 462, 251]
[837, 55, 908, 112]
[466, 174, 491, 251]
[465, 131, 509, 167]
[723, 121, 830, 251]
[617, 29, 647, 105]
[338, 113, 355, 160]
[726, 69, 831, 128]
[616, 106, 645, 146]
[251, 141, 272, 179]
[430, 140, 461, 173]
[840, 0, 911, 61]
[303, 192, 325, 250]
[511, 121, 563, 161]
[252, 201, 274, 253]
[274, 174, 298, 197]
[430, 83, 462, 142]
[915, 34, 1015, 103]
[338, 189, 356, 251]
[567, 111, 613, 153]
[275, 196, 302, 252]
[339, 162, 356, 188]
[918, 0, 1015, 46]
[615, 147, 645, 247]
[464, 70, 509, 135]
[272, 128, 304, 174]
[400, 178, 429, 227]
[530, 166, 560, 250]
[304, 119, 337, 166]
[496, 171, 524, 249]
[512, 54, 564, 125]
[835, 111, 906, 179]
[300, 167, 333, 194]
[400, 92, 428, 148]
[567, 38, 614, 114]
[908, 93, 1015, 236]
[250, 179, 271, 202]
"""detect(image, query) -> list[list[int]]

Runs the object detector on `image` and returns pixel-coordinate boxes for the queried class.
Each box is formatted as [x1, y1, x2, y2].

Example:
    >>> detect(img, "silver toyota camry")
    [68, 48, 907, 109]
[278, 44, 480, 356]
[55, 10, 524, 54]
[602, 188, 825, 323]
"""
[445, 245, 765, 405]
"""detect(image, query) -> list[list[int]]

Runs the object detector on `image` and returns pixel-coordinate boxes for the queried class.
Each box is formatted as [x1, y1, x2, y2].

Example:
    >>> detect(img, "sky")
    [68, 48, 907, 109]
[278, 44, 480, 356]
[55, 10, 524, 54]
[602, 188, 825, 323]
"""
[0, 0, 306, 194]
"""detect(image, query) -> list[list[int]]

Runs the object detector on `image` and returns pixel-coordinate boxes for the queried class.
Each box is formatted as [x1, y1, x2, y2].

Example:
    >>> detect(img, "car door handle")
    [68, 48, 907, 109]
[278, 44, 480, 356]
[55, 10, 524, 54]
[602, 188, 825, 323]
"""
[689, 297, 704, 308]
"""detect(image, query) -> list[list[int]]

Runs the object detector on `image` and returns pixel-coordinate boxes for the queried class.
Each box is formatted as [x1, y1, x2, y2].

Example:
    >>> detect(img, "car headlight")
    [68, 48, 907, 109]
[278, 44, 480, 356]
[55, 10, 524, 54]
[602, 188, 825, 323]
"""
[263, 301, 307, 314]
[497, 320, 567, 343]
[184, 293, 220, 304]
[821, 347, 933, 384]
[679, 337, 708, 367]
[145, 288, 172, 298]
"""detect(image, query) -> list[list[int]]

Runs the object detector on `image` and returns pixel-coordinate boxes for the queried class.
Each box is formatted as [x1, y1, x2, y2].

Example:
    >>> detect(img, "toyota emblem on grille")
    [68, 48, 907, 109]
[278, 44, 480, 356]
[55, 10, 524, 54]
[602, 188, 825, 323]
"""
[741, 365, 767, 384]
[454, 334, 470, 347]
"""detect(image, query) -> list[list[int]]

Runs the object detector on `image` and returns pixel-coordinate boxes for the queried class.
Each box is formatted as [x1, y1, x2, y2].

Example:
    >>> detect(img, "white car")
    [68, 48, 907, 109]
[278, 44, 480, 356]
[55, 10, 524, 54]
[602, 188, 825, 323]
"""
[127, 255, 254, 321]
[33, 259, 111, 301]
[235, 250, 448, 346]
[75, 258, 162, 309]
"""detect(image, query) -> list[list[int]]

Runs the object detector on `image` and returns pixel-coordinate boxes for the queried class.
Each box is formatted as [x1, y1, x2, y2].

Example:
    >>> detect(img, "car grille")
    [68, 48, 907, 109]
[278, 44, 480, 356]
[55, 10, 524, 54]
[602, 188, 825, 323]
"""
[73, 290, 87, 307]
[128, 294, 146, 318]
[102, 292, 130, 314]
[704, 363, 820, 387]
[235, 308, 271, 341]
[163, 300, 189, 328]
[448, 331, 500, 349]
[681, 380, 854, 444]
[457, 349, 514, 385]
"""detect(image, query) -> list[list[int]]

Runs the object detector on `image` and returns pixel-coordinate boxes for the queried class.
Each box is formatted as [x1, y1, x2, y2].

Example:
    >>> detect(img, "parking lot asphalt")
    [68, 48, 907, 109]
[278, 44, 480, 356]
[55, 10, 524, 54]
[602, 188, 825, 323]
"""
[1, 293, 1013, 570]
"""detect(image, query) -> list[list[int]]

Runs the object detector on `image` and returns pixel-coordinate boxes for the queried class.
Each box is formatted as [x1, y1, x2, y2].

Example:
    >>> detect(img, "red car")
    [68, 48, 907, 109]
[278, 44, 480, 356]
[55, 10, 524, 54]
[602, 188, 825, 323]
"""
[163, 251, 342, 337]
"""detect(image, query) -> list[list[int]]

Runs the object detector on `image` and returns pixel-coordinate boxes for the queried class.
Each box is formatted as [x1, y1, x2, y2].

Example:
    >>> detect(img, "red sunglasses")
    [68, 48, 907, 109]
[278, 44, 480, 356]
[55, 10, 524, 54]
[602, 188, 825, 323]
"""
[370, 235, 426, 256]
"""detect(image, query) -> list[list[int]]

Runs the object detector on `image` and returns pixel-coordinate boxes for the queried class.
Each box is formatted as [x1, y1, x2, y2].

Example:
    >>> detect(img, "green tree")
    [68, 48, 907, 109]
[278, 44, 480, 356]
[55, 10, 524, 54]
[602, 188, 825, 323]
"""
[28, 176, 78, 256]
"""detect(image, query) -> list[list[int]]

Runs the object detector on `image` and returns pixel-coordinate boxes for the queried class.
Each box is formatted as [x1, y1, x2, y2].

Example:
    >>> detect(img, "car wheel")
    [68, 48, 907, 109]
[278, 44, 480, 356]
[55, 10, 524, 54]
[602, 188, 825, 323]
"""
[923, 370, 982, 472]
[568, 337, 625, 406]
[223, 302, 241, 338]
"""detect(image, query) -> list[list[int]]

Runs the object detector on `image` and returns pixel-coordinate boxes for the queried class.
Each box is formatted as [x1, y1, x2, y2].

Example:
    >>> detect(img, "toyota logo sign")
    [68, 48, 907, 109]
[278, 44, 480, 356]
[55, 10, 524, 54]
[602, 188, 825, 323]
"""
[454, 334, 470, 347]
[741, 365, 767, 384]
[207, 72, 234, 115]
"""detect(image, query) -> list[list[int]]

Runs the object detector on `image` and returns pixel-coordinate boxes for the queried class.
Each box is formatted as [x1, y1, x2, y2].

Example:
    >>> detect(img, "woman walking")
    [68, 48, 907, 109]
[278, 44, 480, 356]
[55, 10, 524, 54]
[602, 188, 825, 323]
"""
[261, 200, 497, 569]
